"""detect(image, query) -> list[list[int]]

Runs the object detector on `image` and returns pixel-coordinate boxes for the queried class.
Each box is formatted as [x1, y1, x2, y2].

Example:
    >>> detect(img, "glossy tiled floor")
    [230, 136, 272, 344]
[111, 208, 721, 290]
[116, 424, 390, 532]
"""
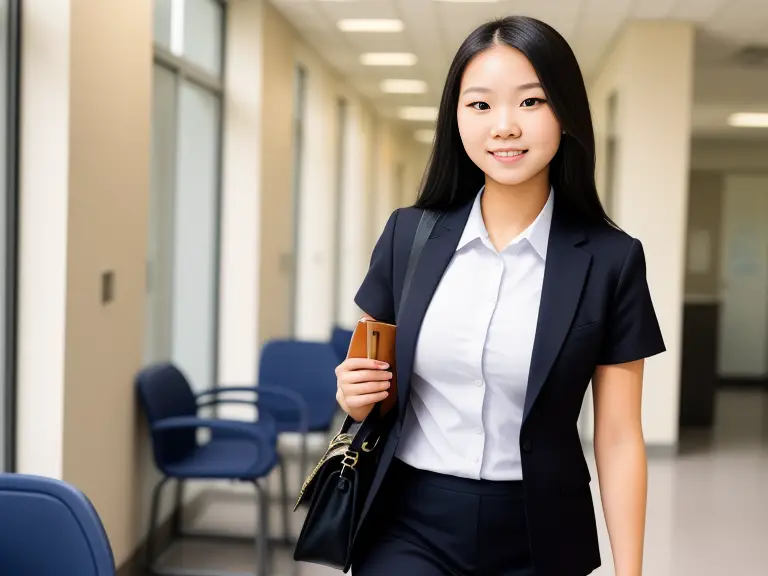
[152, 390, 768, 575]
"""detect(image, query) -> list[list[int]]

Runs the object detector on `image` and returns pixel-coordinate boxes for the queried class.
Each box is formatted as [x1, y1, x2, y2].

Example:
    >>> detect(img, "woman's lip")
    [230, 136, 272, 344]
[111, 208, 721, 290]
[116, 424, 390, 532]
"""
[489, 150, 528, 164]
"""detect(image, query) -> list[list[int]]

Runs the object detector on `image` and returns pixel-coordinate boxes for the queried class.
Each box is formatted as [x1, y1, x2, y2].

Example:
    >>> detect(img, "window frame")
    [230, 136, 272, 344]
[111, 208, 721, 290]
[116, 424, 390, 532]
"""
[3, 0, 22, 472]
[148, 0, 226, 393]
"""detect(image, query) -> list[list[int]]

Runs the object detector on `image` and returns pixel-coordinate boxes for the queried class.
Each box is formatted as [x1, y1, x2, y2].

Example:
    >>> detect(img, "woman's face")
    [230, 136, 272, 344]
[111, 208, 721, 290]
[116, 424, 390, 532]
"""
[457, 44, 562, 188]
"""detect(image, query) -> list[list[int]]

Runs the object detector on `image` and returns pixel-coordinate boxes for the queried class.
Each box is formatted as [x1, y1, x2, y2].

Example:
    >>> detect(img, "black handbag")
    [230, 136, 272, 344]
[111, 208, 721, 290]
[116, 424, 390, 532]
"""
[292, 209, 441, 572]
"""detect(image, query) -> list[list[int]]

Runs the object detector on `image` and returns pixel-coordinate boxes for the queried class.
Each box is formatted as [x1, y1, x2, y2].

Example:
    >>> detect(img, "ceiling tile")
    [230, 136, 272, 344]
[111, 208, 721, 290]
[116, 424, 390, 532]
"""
[315, 0, 400, 20]
[631, 0, 679, 19]
[668, 0, 730, 21]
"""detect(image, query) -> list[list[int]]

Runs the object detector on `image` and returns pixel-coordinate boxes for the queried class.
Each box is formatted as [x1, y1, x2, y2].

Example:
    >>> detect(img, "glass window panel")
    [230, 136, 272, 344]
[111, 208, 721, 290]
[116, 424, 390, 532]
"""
[183, 0, 222, 76]
[145, 64, 176, 365]
[153, 0, 173, 50]
[171, 80, 220, 392]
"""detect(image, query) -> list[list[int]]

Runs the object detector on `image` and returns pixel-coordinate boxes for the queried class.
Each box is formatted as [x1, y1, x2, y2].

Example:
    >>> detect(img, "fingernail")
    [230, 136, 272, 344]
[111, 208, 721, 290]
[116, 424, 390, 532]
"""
[379, 362, 389, 369]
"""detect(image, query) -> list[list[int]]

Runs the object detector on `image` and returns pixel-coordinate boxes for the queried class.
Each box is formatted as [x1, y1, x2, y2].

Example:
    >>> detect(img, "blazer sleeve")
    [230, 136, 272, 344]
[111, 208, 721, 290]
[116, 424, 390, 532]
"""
[353, 209, 399, 324]
[597, 238, 666, 366]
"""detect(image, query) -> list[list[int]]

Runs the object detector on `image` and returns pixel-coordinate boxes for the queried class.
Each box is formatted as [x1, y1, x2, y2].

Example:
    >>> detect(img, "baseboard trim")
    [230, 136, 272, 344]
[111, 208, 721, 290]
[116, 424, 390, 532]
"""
[116, 491, 207, 576]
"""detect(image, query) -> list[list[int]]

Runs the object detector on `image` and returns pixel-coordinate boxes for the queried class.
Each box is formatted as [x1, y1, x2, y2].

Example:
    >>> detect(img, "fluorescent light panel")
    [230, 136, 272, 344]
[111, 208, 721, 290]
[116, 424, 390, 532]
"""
[728, 112, 768, 128]
[398, 106, 439, 121]
[338, 19, 404, 33]
[381, 79, 428, 94]
[360, 52, 418, 66]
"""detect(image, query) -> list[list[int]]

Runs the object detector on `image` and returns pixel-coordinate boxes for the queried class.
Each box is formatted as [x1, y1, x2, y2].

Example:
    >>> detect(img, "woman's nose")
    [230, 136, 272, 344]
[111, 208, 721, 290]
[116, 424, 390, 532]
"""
[490, 110, 521, 139]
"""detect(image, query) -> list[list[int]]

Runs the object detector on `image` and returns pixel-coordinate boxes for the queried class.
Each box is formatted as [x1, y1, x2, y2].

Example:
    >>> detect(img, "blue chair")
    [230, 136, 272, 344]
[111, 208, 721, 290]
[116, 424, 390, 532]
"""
[136, 363, 306, 576]
[330, 325, 354, 363]
[0, 473, 115, 575]
[256, 340, 341, 478]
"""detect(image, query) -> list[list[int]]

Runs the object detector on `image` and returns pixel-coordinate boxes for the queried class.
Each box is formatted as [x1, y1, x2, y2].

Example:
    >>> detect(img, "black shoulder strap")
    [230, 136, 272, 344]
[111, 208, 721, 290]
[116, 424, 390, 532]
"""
[398, 210, 441, 323]
[342, 209, 442, 440]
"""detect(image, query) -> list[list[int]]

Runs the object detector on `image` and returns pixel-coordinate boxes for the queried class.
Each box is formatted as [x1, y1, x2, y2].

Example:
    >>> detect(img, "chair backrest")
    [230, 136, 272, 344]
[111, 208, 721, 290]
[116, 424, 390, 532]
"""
[0, 473, 115, 575]
[135, 362, 198, 466]
[330, 326, 353, 362]
[259, 340, 339, 414]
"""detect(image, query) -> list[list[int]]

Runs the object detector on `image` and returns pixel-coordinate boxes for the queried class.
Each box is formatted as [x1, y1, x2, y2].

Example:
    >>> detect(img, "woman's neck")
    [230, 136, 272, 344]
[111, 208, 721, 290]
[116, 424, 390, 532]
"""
[481, 172, 550, 252]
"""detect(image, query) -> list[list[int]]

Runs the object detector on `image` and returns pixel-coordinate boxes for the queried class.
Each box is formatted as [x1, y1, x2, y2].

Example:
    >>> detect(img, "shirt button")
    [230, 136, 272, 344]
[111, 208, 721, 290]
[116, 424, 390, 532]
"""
[522, 439, 532, 452]
[474, 380, 483, 387]
[476, 428, 483, 436]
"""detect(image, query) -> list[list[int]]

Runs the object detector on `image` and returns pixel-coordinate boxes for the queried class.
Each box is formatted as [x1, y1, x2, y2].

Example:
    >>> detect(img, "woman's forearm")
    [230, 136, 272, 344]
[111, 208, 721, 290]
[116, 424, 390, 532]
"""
[594, 433, 647, 576]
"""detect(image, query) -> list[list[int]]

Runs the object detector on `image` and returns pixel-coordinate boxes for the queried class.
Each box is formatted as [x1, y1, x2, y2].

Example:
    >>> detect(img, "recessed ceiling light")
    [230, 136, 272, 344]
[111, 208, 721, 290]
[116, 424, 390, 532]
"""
[360, 53, 418, 66]
[414, 128, 436, 143]
[380, 79, 428, 94]
[398, 106, 439, 122]
[728, 112, 768, 128]
[338, 19, 404, 33]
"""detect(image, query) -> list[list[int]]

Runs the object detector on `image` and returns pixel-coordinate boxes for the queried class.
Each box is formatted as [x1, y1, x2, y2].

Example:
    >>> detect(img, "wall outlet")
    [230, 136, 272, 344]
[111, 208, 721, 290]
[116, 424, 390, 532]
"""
[102, 270, 115, 304]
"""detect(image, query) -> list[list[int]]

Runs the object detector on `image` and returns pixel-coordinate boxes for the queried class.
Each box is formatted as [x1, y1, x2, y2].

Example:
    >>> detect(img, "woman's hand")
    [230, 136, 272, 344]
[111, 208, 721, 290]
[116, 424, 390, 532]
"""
[335, 357, 392, 422]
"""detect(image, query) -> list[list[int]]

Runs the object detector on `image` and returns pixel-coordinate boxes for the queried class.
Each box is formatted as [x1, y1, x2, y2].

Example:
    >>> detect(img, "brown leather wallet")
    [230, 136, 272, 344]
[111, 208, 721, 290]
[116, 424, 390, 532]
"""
[346, 318, 398, 416]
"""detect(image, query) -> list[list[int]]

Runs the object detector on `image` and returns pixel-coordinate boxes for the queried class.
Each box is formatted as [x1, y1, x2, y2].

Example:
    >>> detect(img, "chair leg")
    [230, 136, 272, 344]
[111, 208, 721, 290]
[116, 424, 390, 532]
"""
[253, 479, 270, 576]
[172, 479, 185, 537]
[146, 477, 170, 572]
[278, 456, 290, 544]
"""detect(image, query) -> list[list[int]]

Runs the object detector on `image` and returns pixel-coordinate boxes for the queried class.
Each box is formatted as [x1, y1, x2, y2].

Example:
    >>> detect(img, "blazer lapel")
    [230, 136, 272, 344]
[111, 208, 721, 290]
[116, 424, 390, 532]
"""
[523, 202, 591, 422]
[396, 200, 474, 420]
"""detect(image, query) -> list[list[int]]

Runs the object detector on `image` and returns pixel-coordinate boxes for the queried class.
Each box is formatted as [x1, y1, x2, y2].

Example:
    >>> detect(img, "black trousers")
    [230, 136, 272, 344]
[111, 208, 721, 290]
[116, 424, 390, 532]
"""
[353, 458, 536, 576]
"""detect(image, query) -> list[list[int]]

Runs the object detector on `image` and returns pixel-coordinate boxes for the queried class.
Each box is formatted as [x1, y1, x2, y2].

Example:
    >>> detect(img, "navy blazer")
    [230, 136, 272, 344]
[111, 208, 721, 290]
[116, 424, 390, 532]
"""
[352, 194, 666, 576]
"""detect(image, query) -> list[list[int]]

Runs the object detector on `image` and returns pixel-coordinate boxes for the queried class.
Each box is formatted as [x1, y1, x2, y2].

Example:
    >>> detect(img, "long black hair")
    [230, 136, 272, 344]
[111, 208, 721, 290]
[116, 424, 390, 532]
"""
[415, 16, 612, 226]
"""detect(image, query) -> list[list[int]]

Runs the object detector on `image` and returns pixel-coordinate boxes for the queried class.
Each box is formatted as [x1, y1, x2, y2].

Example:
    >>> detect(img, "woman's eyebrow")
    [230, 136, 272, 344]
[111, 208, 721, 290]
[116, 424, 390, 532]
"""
[461, 82, 542, 96]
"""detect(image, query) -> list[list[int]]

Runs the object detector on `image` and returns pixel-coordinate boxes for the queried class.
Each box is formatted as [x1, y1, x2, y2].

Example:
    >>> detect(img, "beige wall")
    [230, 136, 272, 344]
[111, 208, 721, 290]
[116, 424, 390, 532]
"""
[293, 41, 341, 340]
[18, 0, 152, 567]
[586, 21, 695, 448]
[691, 138, 768, 172]
[257, 2, 297, 345]
[219, 0, 264, 385]
[64, 0, 152, 562]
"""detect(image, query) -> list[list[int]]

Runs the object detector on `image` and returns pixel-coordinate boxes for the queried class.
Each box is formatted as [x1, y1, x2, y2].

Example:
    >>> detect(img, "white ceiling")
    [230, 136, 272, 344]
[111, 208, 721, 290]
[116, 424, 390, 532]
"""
[270, 0, 768, 138]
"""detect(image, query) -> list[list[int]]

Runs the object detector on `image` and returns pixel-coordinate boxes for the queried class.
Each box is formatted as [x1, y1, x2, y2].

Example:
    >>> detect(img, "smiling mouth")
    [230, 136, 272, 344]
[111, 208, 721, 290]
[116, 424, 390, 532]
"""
[489, 149, 528, 162]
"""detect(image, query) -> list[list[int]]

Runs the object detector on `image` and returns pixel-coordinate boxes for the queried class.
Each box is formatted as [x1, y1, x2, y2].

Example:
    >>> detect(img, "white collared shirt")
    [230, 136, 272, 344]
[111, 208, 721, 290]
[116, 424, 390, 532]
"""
[395, 187, 554, 481]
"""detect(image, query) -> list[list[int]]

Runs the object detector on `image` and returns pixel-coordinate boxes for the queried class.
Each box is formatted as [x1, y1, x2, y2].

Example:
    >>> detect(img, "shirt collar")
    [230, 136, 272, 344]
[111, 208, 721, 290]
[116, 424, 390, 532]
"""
[456, 185, 554, 260]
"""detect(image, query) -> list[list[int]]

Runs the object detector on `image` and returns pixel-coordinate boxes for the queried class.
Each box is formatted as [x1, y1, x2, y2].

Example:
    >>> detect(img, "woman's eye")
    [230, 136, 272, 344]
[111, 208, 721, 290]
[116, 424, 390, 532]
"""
[470, 102, 490, 111]
[521, 98, 545, 108]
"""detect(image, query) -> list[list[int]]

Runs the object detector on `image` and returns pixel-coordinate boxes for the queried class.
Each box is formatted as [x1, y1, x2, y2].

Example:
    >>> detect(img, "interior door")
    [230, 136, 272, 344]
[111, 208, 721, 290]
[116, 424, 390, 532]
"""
[717, 175, 768, 379]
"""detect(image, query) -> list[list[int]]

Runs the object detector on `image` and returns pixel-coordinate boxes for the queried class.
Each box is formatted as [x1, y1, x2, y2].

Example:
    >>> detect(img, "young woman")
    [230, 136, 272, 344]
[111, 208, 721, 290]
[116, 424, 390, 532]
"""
[335, 16, 665, 576]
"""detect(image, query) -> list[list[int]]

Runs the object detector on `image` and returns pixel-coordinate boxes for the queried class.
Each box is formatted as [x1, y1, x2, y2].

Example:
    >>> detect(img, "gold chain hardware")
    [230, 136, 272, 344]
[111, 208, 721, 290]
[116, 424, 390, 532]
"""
[361, 436, 380, 452]
[340, 450, 359, 477]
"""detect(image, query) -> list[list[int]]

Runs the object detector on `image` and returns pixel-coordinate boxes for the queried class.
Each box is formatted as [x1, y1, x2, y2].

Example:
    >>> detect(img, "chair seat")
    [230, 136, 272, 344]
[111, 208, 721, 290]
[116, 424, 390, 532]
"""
[163, 439, 278, 479]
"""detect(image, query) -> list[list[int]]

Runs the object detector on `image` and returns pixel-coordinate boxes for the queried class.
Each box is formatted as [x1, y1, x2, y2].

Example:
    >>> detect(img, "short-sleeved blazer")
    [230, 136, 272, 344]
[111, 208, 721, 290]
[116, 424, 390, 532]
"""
[353, 194, 665, 576]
